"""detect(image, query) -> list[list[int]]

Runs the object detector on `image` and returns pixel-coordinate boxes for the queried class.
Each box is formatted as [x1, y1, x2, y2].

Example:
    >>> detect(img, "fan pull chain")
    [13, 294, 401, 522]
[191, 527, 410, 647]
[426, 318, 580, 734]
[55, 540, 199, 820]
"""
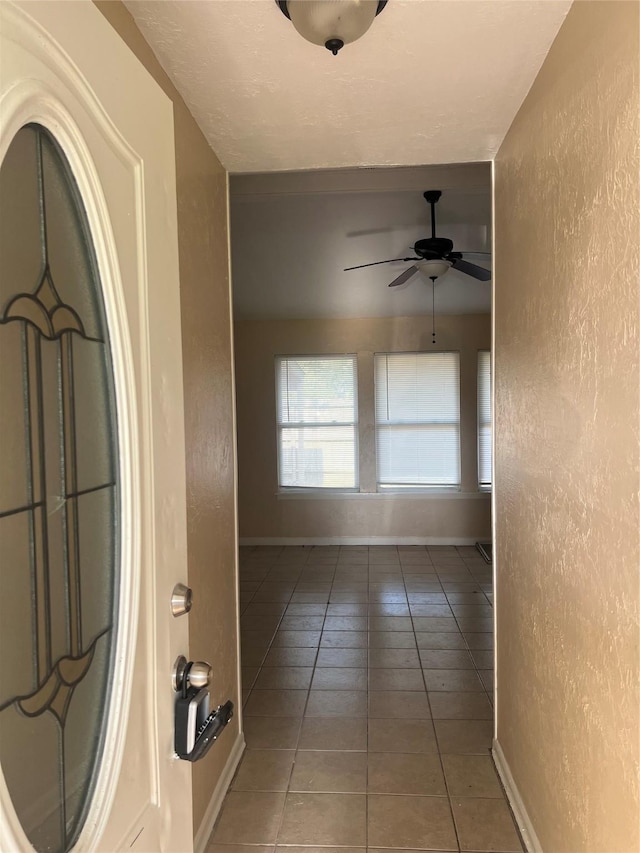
[431, 276, 437, 344]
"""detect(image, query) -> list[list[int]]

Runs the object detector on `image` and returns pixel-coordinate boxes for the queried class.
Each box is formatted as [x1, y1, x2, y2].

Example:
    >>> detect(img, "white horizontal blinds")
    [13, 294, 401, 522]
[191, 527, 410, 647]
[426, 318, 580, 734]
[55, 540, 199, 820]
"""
[277, 355, 357, 489]
[375, 352, 460, 487]
[477, 350, 492, 488]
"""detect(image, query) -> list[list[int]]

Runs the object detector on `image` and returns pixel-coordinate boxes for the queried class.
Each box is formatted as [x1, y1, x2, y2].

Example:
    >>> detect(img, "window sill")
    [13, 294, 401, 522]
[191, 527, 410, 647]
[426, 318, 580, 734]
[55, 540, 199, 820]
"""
[276, 490, 491, 501]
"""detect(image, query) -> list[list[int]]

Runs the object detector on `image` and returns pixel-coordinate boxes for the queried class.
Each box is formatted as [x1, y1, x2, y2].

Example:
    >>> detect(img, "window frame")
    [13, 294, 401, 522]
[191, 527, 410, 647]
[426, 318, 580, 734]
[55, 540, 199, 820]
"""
[374, 350, 461, 492]
[477, 349, 492, 492]
[275, 353, 359, 492]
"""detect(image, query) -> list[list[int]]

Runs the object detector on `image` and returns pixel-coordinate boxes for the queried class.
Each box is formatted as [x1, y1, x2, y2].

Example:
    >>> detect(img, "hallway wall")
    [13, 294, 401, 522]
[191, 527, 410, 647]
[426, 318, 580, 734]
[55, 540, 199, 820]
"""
[494, 1, 639, 849]
[234, 314, 491, 543]
[95, 2, 240, 838]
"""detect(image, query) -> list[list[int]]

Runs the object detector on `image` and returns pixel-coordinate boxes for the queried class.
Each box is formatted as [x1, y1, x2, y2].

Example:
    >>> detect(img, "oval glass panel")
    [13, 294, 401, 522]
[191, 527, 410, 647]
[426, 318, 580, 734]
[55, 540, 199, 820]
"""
[0, 124, 119, 852]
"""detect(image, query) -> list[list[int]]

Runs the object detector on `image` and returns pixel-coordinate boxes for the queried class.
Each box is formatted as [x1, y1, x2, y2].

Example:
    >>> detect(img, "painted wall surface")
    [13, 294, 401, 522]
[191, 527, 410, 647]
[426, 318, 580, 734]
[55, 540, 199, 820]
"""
[234, 315, 491, 542]
[494, 1, 639, 849]
[95, 2, 239, 835]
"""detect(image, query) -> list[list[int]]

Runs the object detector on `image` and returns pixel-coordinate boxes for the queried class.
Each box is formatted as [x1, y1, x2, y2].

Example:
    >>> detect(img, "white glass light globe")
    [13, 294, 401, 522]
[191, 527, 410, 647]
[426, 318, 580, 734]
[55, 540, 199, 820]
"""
[287, 0, 379, 50]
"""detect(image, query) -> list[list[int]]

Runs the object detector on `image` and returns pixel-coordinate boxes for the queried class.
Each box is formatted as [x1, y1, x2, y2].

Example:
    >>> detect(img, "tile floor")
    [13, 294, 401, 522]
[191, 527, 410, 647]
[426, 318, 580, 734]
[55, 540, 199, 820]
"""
[208, 545, 523, 853]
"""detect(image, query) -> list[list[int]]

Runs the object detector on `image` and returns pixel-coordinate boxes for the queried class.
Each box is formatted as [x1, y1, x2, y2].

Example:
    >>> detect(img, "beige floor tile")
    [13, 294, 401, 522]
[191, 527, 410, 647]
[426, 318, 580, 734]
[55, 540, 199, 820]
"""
[290, 750, 367, 792]
[255, 667, 314, 690]
[471, 650, 494, 669]
[451, 797, 523, 851]
[368, 616, 413, 632]
[367, 794, 457, 850]
[434, 720, 493, 754]
[278, 793, 366, 846]
[279, 615, 325, 631]
[456, 617, 494, 632]
[323, 616, 368, 631]
[327, 603, 368, 616]
[410, 604, 454, 617]
[368, 602, 411, 616]
[368, 668, 425, 691]
[368, 631, 416, 649]
[368, 648, 421, 669]
[298, 716, 368, 751]
[480, 669, 494, 691]
[244, 689, 308, 717]
[263, 647, 318, 667]
[207, 845, 274, 853]
[412, 617, 459, 632]
[212, 792, 286, 844]
[311, 667, 367, 691]
[369, 691, 431, 719]
[232, 750, 295, 792]
[424, 669, 485, 692]
[272, 630, 321, 647]
[442, 754, 503, 798]
[321, 631, 368, 648]
[243, 716, 302, 750]
[463, 632, 494, 649]
[368, 718, 438, 753]
[451, 605, 493, 618]
[368, 752, 446, 795]
[285, 603, 327, 615]
[316, 647, 368, 667]
[408, 593, 447, 604]
[275, 848, 363, 853]
[415, 631, 467, 650]
[306, 690, 367, 717]
[242, 666, 260, 688]
[429, 692, 493, 720]
[419, 649, 475, 669]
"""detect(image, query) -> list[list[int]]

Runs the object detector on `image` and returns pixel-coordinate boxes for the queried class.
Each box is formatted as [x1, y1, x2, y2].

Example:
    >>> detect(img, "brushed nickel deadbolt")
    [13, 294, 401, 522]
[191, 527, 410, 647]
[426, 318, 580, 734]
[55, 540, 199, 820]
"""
[171, 583, 193, 617]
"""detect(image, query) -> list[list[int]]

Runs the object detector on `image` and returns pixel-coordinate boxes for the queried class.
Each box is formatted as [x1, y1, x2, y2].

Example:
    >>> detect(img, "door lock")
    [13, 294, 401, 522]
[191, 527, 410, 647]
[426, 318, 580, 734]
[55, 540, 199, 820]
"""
[171, 583, 193, 617]
[172, 655, 212, 692]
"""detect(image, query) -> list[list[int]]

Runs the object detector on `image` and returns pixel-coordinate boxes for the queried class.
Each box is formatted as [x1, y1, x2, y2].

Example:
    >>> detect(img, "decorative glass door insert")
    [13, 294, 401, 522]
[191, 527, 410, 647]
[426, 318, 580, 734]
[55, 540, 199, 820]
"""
[0, 124, 119, 852]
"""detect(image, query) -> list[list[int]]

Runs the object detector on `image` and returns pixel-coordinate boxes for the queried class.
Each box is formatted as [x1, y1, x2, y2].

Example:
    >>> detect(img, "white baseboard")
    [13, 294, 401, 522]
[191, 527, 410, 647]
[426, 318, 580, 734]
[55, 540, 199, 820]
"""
[194, 730, 246, 853]
[239, 536, 482, 546]
[492, 739, 542, 853]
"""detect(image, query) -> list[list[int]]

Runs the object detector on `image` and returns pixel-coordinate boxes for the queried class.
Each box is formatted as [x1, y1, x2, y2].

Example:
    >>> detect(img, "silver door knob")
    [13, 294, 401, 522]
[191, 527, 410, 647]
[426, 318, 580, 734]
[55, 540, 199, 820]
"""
[171, 583, 193, 617]
[189, 661, 213, 689]
[172, 655, 213, 692]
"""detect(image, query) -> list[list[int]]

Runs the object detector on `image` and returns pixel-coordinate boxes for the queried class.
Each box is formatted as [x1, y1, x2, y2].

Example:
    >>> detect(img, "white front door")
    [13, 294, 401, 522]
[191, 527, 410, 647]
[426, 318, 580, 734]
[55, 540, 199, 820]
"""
[0, 2, 193, 850]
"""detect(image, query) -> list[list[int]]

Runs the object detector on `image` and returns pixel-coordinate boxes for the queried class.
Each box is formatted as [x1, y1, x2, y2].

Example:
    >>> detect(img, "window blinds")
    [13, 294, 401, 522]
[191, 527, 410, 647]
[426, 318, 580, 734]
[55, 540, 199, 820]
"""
[276, 355, 358, 489]
[375, 352, 460, 488]
[477, 350, 492, 489]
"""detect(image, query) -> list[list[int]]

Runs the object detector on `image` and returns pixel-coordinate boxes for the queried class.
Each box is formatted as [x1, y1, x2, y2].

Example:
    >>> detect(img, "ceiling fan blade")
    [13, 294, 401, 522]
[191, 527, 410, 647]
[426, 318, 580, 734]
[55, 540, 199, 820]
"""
[388, 266, 419, 288]
[451, 258, 492, 281]
[344, 256, 419, 271]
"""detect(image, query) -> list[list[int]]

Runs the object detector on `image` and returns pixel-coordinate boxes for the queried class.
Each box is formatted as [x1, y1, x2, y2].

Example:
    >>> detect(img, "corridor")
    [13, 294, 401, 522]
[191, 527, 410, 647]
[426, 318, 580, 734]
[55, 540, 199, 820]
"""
[208, 545, 522, 852]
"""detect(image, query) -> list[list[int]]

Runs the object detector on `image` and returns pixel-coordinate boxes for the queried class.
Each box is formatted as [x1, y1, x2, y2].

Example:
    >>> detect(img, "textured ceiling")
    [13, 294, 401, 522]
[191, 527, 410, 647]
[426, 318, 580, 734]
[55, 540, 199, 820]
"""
[231, 163, 493, 319]
[124, 0, 572, 173]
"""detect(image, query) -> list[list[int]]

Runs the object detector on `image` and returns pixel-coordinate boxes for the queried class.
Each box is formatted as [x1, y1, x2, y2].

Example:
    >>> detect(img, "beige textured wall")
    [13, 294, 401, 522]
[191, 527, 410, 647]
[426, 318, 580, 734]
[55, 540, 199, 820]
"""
[494, 2, 639, 849]
[94, 2, 239, 835]
[235, 315, 491, 541]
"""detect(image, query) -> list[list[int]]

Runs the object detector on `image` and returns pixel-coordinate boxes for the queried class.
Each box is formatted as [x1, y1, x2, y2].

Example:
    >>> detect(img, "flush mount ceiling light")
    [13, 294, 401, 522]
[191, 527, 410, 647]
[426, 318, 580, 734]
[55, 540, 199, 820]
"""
[276, 0, 388, 55]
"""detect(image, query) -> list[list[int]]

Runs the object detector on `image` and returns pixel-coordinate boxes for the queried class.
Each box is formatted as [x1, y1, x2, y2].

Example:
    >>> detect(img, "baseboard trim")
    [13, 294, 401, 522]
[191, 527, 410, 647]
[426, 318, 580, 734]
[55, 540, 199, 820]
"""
[194, 730, 246, 853]
[239, 536, 483, 547]
[492, 738, 542, 853]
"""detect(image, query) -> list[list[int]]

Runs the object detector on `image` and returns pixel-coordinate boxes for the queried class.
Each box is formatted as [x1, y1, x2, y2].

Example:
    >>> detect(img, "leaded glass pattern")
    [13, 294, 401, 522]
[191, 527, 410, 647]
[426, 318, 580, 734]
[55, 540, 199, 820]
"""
[0, 125, 119, 852]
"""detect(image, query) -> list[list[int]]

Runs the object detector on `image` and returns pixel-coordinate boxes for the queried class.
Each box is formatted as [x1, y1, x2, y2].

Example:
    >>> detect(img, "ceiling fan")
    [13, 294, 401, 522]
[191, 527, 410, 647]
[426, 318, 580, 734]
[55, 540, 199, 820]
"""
[344, 189, 491, 288]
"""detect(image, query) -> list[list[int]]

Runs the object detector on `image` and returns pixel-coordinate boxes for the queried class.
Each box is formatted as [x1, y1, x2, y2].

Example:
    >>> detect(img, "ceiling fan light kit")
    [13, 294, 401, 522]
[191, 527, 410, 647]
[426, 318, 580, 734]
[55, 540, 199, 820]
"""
[276, 0, 387, 55]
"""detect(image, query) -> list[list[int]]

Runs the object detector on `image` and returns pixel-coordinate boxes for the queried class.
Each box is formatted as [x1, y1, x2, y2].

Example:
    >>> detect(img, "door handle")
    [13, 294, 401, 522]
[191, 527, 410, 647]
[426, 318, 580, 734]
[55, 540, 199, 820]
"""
[172, 655, 212, 692]
[172, 655, 233, 761]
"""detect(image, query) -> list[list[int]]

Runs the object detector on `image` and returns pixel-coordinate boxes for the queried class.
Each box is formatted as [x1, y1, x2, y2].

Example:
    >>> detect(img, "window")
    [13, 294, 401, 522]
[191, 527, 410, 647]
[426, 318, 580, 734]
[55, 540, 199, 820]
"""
[375, 352, 460, 489]
[477, 350, 492, 490]
[276, 355, 358, 489]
